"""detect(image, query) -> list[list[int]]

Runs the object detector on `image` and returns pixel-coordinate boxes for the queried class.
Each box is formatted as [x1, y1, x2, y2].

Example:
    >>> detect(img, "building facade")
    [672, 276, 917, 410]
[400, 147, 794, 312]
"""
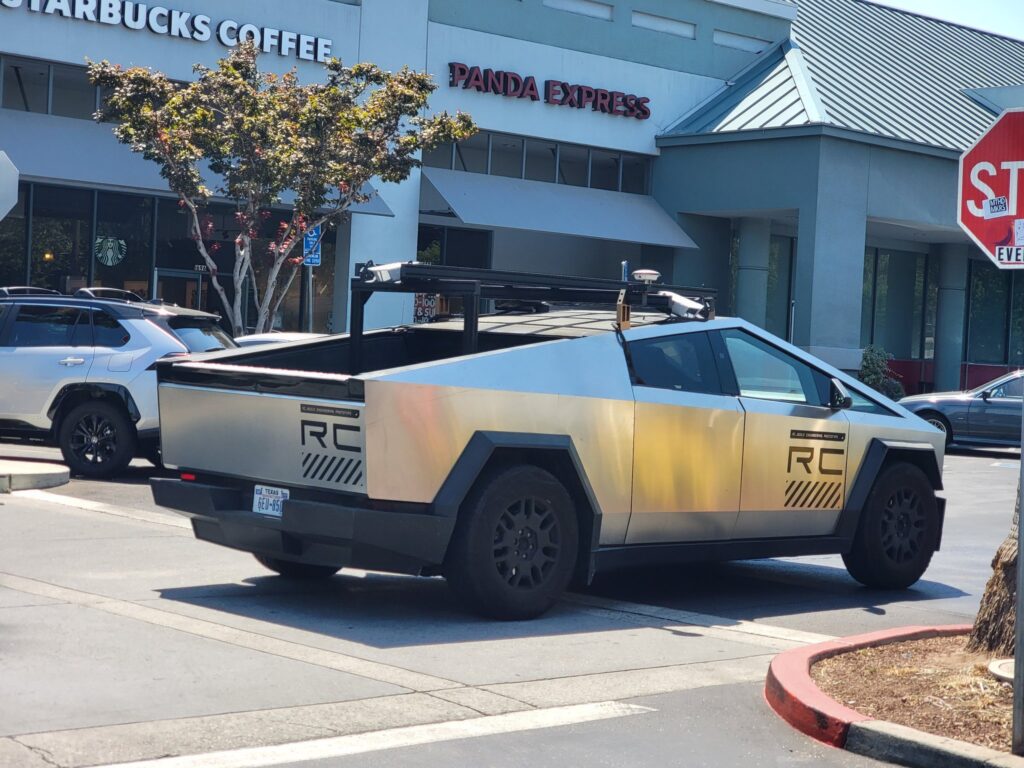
[0, 0, 1021, 389]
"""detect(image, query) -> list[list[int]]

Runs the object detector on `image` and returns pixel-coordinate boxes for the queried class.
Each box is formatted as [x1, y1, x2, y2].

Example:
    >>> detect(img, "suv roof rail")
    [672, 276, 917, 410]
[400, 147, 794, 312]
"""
[74, 287, 145, 303]
[0, 286, 62, 297]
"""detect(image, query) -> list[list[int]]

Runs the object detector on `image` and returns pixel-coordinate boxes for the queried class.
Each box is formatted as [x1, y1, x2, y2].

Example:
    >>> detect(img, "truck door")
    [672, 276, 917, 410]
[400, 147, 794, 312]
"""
[716, 328, 850, 539]
[626, 330, 744, 544]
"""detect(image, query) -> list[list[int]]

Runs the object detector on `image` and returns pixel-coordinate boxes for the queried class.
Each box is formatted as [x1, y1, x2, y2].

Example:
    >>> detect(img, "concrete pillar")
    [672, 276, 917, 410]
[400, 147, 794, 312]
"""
[734, 217, 771, 328]
[933, 244, 969, 392]
[347, 0, 430, 330]
[792, 140, 869, 372]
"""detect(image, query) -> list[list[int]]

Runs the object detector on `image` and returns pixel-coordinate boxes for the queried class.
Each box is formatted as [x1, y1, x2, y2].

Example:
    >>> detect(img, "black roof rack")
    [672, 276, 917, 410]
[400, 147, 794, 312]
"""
[347, 261, 717, 374]
[0, 286, 62, 297]
[75, 287, 146, 303]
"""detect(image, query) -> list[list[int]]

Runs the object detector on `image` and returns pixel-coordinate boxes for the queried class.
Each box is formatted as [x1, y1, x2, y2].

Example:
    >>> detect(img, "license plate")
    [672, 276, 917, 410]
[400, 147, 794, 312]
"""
[253, 485, 289, 517]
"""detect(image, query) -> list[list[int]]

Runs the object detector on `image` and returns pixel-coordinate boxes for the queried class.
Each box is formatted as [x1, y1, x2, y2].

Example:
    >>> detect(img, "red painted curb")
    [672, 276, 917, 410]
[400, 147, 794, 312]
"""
[765, 624, 973, 748]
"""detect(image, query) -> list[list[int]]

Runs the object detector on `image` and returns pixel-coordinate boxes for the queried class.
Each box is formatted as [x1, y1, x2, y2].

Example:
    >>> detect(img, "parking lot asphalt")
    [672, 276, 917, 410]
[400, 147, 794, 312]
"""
[0, 443, 1015, 768]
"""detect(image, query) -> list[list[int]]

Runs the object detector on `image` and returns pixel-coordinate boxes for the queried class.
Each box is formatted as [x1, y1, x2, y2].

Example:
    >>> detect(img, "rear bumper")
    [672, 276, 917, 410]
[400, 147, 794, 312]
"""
[151, 478, 455, 575]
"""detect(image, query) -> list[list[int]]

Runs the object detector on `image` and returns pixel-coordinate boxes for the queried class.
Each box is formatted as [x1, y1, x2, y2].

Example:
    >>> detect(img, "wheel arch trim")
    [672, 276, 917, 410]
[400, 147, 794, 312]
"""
[432, 431, 604, 582]
[837, 438, 945, 549]
[48, 383, 142, 430]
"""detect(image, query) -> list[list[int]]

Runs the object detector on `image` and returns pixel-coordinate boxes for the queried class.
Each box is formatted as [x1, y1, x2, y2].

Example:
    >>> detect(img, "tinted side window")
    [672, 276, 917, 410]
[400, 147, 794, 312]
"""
[630, 332, 722, 395]
[721, 329, 823, 405]
[92, 311, 131, 348]
[10, 306, 85, 347]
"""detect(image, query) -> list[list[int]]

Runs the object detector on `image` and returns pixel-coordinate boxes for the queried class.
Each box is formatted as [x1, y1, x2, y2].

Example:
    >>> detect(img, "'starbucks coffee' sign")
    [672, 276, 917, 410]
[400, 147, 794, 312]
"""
[0, 0, 334, 62]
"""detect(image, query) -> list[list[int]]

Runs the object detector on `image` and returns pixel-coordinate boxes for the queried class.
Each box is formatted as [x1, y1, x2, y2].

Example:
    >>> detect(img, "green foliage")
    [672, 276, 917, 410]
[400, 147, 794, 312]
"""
[88, 43, 476, 333]
[858, 345, 905, 400]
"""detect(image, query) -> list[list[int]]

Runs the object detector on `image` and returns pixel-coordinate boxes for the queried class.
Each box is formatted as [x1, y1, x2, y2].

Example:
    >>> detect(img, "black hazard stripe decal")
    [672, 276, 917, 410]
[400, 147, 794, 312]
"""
[785, 480, 844, 509]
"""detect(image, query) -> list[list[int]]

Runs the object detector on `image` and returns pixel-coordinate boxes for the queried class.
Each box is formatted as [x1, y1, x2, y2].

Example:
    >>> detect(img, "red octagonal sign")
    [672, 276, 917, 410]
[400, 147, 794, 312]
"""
[959, 108, 1024, 269]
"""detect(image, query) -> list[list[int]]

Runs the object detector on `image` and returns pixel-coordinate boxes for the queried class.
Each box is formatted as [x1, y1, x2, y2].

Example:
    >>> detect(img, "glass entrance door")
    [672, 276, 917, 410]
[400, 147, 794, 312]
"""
[155, 269, 208, 310]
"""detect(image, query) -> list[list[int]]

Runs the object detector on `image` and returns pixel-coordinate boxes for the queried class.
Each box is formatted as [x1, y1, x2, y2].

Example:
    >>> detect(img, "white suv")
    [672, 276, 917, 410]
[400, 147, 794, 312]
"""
[0, 288, 235, 478]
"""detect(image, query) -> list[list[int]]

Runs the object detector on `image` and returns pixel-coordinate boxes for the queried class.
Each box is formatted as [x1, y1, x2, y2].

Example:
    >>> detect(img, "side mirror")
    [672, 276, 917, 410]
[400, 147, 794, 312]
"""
[981, 389, 992, 401]
[829, 378, 853, 410]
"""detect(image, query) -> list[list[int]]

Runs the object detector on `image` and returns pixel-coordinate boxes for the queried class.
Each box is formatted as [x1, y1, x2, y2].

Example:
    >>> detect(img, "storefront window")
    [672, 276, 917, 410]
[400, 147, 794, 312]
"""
[454, 133, 488, 174]
[557, 144, 588, 187]
[861, 247, 936, 360]
[422, 141, 453, 169]
[860, 248, 875, 348]
[590, 150, 620, 191]
[967, 259, 1009, 365]
[94, 192, 152, 296]
[51, 64, 96, 119]
[765, 235, 793, 339]
[2, 56, 48, 113]
[525, 139, 557, 182]
[1010, 274, 1024, 366]
[30, 185, 91, 292]
[490, 134, 524, 178]
[621, 154, 649, 194]
[0, 183, 27, 286]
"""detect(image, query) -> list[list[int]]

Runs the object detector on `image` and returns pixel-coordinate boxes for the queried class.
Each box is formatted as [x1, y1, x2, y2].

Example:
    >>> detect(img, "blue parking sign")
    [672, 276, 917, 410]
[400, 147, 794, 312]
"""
[303, 225, 322, 267]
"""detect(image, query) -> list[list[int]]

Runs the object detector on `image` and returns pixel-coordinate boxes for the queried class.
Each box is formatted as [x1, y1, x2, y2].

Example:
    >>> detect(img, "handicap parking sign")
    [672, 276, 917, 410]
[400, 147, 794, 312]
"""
[303, 225, 322, 267]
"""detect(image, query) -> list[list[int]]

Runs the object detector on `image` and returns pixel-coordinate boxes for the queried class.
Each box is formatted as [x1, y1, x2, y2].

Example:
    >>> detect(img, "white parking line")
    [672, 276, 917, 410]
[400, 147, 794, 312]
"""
[565, 594, 836, 645]
[15, 489, 191, 529]
[89, 701, 653, 768]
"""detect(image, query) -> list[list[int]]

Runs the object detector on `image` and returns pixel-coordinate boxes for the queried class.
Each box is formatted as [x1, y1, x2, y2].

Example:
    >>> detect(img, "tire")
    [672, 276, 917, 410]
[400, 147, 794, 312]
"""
[919, 410, 952, 447]
[254, 554, 340, 580]
[444, 464, 579, 620]
[58, 401, 137, 479]
[842, 463, 940, 589]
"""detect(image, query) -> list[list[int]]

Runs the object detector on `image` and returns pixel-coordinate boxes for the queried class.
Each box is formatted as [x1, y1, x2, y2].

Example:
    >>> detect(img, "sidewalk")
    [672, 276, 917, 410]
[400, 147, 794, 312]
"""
[0, 459, 69, 493]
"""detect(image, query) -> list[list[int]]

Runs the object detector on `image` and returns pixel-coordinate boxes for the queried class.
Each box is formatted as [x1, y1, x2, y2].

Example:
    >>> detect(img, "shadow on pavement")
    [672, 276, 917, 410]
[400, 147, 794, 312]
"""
[155, 555, 967, 649]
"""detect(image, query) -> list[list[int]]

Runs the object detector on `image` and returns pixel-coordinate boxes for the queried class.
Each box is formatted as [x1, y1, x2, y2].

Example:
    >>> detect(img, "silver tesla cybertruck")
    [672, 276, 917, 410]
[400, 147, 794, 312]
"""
[151, 263, 946, 619]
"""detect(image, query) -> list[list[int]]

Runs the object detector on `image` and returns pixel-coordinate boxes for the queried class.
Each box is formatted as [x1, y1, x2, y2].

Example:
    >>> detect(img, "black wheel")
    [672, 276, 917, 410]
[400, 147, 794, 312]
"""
[254, 554, 340, 580]
[843, 463, 939, 589]
[445, 464, 578, 620]
[919, 411, 952, 447]
[58, 401, 137, 479]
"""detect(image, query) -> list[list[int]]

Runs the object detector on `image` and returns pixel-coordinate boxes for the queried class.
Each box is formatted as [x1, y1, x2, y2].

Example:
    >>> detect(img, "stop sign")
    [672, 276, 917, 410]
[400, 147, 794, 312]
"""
[959, 108, 1024, 268]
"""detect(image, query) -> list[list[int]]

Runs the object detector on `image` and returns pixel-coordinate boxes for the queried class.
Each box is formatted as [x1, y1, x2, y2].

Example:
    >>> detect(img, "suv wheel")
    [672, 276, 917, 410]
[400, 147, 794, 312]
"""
[842, 463, 939, 589]
[254, 554, 340, 580]
[445, 464, 578, 620]
[58, 401, 137, 479]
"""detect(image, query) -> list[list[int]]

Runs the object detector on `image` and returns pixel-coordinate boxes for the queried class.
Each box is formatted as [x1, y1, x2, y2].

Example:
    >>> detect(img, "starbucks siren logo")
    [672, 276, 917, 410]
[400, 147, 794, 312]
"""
[94, 236, 128, 267]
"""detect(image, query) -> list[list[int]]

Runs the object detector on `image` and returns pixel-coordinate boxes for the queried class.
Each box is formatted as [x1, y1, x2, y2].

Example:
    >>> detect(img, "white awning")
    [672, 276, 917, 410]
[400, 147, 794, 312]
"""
[422, 167, 696, 249]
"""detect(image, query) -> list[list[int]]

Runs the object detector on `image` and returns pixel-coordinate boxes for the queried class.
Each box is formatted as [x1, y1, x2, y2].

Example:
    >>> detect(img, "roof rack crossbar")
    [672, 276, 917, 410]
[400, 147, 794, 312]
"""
[347, 261, 717, 374]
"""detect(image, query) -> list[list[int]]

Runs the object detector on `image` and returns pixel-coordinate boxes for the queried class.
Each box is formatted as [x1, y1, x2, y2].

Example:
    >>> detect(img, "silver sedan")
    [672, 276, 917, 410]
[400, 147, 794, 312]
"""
[900, 371, 1024, 448]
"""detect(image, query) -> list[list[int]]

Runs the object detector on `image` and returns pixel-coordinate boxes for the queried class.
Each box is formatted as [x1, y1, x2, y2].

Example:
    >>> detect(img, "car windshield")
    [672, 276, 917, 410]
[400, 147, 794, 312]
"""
[167, 319, 237, 353]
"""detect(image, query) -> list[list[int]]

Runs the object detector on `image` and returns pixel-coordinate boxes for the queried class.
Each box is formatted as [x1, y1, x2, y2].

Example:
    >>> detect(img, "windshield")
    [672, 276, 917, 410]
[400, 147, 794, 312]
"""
[166, 319, 237, 353]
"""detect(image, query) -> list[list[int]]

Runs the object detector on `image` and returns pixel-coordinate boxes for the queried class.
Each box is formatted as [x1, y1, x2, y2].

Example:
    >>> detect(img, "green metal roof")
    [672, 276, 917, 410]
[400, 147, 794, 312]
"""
[666, 0, 1024, 152]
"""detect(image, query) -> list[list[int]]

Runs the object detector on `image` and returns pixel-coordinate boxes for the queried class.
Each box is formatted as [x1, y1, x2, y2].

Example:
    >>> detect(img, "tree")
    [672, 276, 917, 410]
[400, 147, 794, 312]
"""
[88, 43, 475, 335]
[858, 345, 905, 400]
[968, 487, 1019, 656]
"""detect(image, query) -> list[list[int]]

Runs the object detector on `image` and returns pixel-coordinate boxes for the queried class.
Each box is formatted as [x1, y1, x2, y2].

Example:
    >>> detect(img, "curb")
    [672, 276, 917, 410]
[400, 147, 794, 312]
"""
[765, 624, 1024, 768]
[0, 461, 70, 493]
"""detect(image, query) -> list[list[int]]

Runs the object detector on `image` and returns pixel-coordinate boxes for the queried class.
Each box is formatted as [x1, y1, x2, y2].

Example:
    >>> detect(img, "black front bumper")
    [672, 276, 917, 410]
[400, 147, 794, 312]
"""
[151, 478, 455, 575]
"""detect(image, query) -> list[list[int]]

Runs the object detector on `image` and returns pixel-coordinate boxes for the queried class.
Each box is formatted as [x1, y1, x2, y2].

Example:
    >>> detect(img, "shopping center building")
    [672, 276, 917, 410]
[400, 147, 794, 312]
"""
[1, 0, 1023, 390]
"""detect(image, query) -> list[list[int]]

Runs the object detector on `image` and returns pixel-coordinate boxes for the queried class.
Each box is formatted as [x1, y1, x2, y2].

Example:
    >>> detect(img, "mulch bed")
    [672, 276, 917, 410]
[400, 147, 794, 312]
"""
[811, 635, 1013, 752]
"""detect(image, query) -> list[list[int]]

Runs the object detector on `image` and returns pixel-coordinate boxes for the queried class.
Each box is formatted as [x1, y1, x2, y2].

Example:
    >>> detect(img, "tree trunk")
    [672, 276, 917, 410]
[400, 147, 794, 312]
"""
[967, 480, 1019, 656]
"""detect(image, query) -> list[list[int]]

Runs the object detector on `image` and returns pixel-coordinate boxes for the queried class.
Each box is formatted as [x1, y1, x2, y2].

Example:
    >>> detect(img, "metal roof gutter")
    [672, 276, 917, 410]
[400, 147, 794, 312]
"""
[656, 123, 962, 160]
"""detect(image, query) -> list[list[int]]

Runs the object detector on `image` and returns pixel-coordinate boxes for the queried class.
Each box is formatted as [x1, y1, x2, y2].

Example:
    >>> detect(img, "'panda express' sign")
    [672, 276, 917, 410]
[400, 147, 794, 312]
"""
[448, 62, 651, 121]
[0, 0, 333, 62]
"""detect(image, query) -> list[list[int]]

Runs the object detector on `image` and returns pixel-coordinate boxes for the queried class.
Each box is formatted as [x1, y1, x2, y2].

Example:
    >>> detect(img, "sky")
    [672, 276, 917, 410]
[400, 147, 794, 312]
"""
[867, 0, 1024, 41]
